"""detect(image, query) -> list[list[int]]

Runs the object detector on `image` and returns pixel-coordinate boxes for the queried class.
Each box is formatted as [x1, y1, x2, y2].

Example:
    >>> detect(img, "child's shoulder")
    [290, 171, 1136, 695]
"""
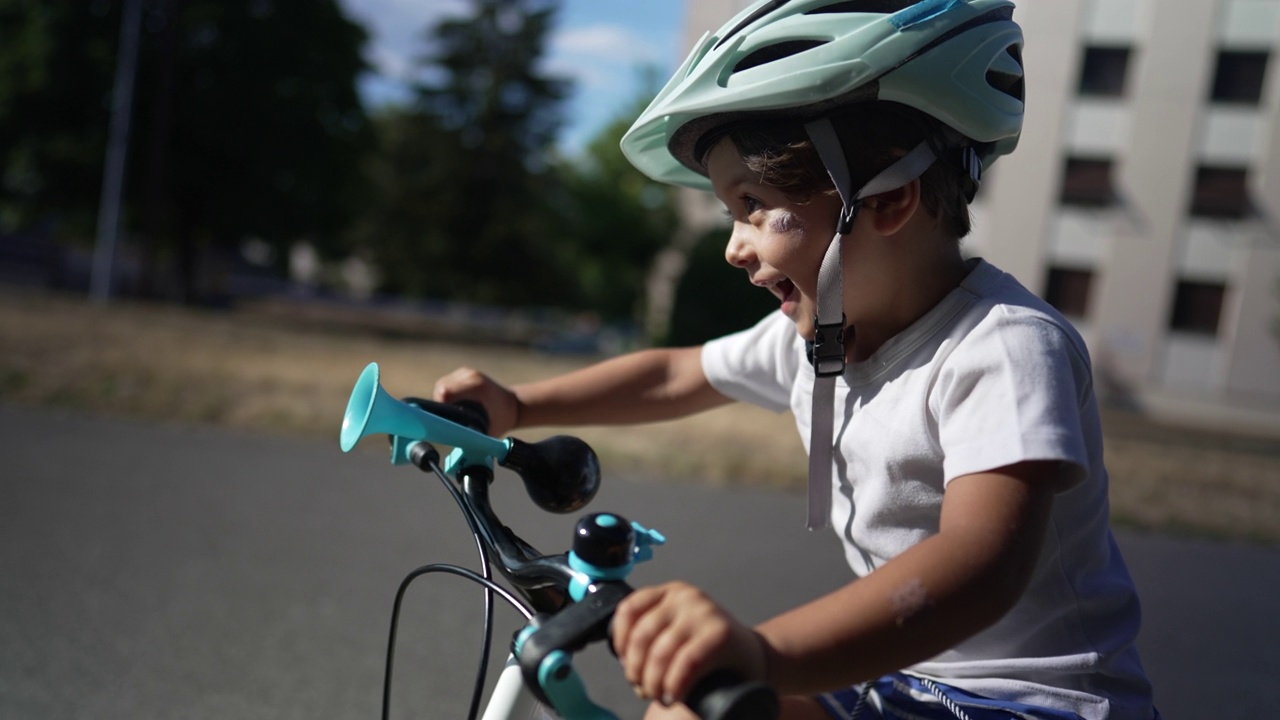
[955, 260, 1092, 366]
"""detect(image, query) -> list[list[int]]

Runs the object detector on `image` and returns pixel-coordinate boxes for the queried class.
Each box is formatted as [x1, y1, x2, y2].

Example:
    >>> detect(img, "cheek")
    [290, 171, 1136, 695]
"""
[769, 210, 801, 234]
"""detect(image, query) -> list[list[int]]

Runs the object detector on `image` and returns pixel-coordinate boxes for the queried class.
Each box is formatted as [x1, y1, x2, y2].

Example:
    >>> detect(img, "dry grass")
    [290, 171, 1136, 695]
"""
[2, 287, 1278, 543]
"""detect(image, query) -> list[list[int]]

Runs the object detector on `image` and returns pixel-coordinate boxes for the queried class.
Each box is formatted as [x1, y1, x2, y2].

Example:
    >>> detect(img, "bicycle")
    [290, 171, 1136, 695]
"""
[339, 361, 780, 720]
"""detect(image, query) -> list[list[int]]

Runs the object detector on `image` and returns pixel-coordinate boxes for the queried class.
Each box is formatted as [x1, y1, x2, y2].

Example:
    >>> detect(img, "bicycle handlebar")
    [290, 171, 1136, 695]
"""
[339, 362, 779, 720]
[398, 396, 490, 434]
[685, 670, 781, 720]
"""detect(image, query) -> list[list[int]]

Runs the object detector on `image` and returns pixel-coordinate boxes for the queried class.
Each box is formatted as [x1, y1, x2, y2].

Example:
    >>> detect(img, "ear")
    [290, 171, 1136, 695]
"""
[862, 178, 921, 236]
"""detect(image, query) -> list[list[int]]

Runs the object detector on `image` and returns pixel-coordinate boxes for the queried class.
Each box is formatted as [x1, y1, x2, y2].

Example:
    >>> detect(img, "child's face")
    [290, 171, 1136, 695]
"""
[706, 138, 844, 341]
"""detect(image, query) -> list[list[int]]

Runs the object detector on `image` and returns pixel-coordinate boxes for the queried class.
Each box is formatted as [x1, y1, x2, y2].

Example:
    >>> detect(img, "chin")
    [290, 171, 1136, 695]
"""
[790, 318, 816, 341]
[782, 306, 816, 341]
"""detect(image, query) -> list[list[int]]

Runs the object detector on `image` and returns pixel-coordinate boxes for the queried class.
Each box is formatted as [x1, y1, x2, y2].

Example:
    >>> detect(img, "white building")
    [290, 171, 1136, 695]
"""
[679, 0, 1280, 435]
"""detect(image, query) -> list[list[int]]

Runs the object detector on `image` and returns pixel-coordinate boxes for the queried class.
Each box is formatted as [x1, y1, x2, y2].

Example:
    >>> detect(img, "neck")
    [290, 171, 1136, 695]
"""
[846, 238, 969, 363]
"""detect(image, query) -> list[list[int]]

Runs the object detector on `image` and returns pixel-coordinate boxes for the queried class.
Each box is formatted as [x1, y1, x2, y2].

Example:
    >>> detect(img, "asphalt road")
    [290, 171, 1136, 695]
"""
[1, 405, 1277, 719]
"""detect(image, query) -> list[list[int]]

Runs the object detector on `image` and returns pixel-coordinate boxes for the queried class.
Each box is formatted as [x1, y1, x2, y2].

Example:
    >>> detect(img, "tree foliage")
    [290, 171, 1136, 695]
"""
[553, 94, 679, 323]
[0, 0, 373, 300]
[667, 225, 778, 346]
[359, 0, 572, 306]
[0, 2, 118, 234]
[1, 0, 766, 340]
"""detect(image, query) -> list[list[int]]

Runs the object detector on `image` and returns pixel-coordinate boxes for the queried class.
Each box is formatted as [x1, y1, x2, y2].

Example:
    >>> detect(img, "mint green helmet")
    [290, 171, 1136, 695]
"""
[621, 0, 1025, 191]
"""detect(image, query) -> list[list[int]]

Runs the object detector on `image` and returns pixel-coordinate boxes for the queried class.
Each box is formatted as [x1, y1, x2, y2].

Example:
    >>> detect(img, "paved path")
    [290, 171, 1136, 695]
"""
[1, 405, 1276, 719]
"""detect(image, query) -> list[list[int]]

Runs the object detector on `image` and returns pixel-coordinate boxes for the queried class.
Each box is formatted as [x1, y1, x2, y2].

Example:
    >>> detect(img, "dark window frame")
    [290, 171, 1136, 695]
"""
[1078, 46, 1132, 97]
[1043, 266, 1094, 319]
[1060, 157, 1116, 207]
[1168, 279, 1227, 336]
[1189, 165, 1251, 219]
[1209, 50, 1270, 105]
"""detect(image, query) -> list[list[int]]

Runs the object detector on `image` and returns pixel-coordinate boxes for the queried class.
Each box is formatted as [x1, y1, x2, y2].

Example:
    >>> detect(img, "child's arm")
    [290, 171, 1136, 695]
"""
[612, 460, 1062, 707]
[756, 461, 1060, 692]
[433, 346, 731, 436]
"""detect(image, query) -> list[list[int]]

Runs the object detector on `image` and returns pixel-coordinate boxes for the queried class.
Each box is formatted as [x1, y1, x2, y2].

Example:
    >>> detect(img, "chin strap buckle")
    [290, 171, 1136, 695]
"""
[809, 317, 847, 378]
[835, 201, 861, 235]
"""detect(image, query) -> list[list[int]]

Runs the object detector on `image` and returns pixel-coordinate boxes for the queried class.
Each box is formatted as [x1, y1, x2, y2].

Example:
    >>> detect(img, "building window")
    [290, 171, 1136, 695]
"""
[1210, 51, 1270, 104]
[1044, 267, 1093, 318]
[1078, 46, 1131, 97]
[1060, 157, 1115, 207]
[1189, 166, 1250, 218]
[1169, 280, 1226, 335]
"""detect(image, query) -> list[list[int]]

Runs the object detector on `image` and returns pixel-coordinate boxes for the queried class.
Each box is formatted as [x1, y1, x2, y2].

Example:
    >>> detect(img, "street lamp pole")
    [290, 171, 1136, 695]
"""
[90, 0, 144, 304]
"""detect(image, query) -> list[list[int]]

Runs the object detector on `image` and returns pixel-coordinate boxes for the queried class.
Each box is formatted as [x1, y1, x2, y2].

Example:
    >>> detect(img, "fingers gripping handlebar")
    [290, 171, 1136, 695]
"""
[515, 514, 779, 720]
[339, 363, 778, 720]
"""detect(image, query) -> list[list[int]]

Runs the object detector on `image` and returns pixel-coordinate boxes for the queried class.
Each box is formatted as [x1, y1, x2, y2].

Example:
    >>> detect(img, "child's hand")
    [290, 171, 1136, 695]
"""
[613, 581, 768, 709]
[432, 367, 519, 436]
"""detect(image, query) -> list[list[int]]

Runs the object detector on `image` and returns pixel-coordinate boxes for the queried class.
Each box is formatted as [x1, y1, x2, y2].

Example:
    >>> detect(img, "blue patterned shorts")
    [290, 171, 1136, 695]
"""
[819, 672, 1142, 720]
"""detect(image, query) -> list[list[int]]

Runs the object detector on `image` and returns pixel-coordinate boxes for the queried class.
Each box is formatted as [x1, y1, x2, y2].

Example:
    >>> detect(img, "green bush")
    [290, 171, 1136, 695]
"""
[667, 227, 778, 346]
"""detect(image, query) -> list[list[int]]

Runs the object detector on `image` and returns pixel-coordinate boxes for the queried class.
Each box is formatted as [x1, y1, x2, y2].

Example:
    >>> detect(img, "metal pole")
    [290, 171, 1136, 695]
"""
[90, 0, 144, 304]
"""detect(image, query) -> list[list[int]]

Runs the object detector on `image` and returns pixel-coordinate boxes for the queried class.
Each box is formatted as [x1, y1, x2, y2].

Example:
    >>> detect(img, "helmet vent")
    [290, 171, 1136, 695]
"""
[734, 40, 829, 73]
[986, 44, 1025, 101]
[806, 0, 915, 14]
[714, 0, 793, 51]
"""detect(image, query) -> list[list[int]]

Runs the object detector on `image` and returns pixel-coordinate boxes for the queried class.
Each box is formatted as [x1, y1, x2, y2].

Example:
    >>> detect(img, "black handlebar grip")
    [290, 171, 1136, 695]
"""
[683, 670, 779, 720]
[450, 399, 490, 435]
[400, 397, 490, 435]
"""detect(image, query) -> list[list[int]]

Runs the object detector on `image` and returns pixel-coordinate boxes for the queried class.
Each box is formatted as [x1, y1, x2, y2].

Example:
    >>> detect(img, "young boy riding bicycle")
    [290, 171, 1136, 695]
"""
[434, 1, 1158, 718]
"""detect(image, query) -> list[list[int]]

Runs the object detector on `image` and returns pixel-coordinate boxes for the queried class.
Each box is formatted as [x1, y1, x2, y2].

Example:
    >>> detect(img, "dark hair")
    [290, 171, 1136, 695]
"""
[701, 103, 975, 238]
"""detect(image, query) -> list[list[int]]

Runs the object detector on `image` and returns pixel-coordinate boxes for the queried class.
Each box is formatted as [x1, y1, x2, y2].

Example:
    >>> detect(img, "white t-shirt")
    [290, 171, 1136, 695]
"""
[702, 259, 1154, 720]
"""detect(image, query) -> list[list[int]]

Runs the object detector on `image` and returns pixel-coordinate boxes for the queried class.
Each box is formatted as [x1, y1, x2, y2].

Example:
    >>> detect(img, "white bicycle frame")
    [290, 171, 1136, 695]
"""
[479, 655, 560, 720]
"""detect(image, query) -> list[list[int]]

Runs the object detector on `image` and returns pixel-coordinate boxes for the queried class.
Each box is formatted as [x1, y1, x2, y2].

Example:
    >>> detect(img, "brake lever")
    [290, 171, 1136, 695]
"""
[514, 581, 631, 712]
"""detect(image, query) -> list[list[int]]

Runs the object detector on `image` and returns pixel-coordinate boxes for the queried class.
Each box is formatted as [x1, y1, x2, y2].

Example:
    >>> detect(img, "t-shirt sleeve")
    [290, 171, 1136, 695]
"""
[701, 311, 802, 413]
[934, 313, 1093, 490]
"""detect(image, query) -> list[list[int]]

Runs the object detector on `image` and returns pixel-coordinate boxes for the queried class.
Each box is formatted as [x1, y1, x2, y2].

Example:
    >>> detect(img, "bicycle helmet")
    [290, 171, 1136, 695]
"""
[620, 0, 1024, 191]
[621, 0, 1026, 530]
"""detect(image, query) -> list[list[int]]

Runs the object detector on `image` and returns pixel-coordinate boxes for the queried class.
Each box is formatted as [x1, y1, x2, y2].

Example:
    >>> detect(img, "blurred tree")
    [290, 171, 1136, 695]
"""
[0, 0, 373, 302]
[135, 0, 373, 301]
[0, 2, 117, 235]
[551, 68, 764, 346]
[544, 72, 768, 346]
[359, 0, 571, 306]
[667, 225, 777, 346]
[349, 107, 455, 299]
[552, 91, 679, 325]
[353, 2, 762, 343]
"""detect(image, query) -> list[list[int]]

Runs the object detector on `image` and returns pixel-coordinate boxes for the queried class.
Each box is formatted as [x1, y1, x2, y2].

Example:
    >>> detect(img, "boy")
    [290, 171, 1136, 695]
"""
[435, 1, 1157, 718]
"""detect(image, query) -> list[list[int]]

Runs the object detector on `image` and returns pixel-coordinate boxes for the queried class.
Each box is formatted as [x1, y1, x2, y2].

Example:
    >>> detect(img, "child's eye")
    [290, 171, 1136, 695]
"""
[721, 196, 765, 221]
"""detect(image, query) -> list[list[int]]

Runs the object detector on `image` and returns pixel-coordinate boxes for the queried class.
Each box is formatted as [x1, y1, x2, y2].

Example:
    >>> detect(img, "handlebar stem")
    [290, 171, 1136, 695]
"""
[459, 467, 585, 613]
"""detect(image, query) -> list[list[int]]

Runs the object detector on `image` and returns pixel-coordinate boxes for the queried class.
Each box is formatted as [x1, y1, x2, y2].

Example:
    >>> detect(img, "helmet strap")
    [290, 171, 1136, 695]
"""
[800, 117, 939, 530]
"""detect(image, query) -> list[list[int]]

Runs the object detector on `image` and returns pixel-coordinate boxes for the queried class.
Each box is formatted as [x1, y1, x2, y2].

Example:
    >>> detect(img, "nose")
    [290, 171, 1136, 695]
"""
[724, 226, 754, 268]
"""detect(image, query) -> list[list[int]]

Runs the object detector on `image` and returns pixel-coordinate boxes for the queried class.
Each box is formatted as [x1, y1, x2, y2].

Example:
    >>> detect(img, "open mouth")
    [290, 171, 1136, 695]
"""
[770, 278, 796, 304]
